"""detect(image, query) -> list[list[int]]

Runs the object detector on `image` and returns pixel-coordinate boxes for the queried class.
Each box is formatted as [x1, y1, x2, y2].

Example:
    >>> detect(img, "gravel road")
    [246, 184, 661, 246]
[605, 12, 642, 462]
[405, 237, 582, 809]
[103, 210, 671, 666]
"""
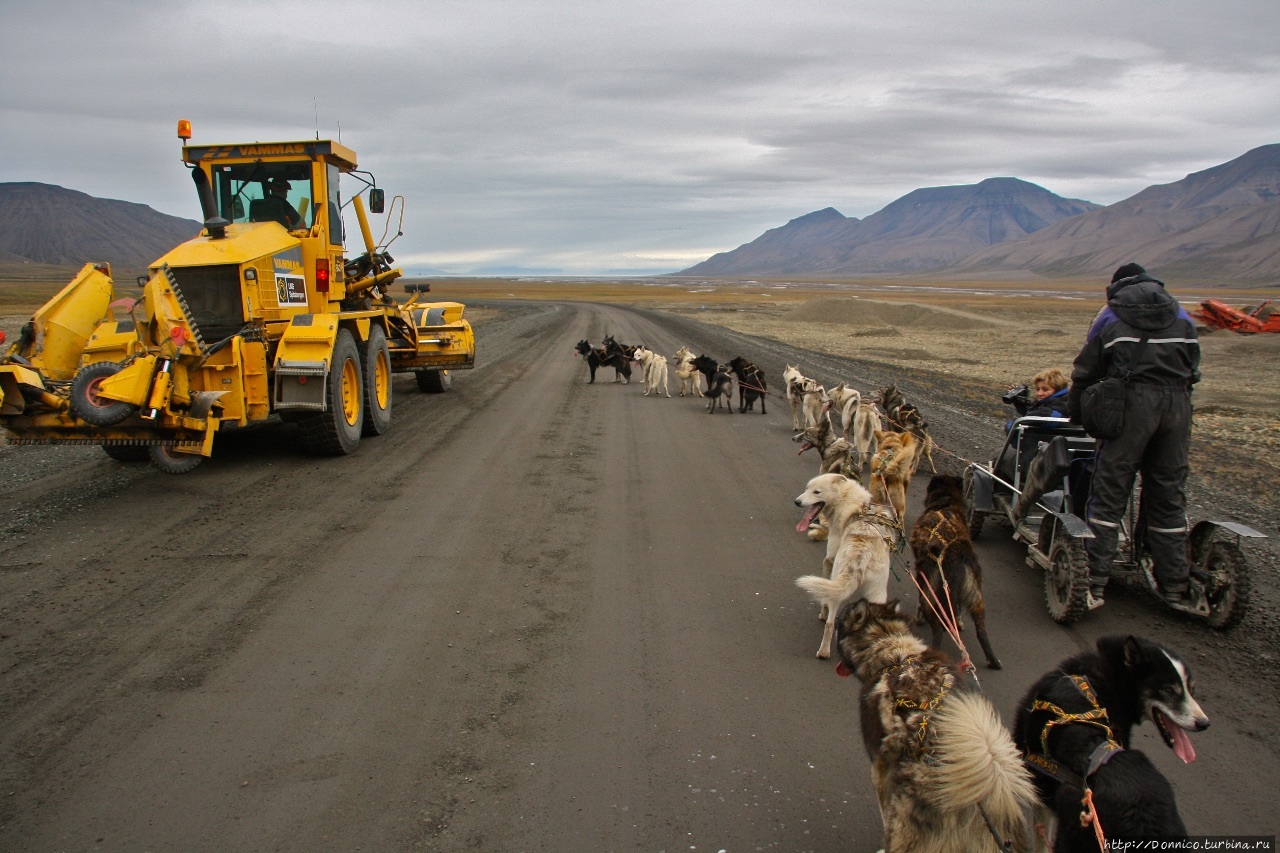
[1, 301, 1275, 850]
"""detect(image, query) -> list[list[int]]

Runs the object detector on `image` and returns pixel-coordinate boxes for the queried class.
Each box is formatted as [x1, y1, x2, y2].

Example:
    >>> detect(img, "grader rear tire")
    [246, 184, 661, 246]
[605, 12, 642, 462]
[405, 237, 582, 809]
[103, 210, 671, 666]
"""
[299, 329, 364, 455]
[361, 324, 392, 436]
[416, 369, 452, 393]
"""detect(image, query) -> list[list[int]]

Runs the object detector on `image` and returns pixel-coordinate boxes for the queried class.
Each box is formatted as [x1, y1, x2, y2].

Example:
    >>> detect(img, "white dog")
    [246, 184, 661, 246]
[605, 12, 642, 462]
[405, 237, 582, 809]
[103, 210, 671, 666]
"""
[673, 347, 702, 397]
[823, 382, 883, 478]
[632, 346, 671, 397]
[800, 380, 826, 429]
[793, 473, 893, 659]
[783, 365, 809, 430]
[823, 383, 861, 440]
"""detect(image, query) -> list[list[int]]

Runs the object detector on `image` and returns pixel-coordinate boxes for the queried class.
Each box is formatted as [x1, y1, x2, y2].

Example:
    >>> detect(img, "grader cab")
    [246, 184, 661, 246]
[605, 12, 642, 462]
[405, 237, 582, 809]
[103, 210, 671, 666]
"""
[0, 121, 474, 472]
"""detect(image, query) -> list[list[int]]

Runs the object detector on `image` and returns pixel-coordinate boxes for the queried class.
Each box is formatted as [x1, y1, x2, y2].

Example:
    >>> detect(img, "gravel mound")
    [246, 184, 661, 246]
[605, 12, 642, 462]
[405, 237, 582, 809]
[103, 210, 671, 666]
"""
[783, 297, 1004, 331]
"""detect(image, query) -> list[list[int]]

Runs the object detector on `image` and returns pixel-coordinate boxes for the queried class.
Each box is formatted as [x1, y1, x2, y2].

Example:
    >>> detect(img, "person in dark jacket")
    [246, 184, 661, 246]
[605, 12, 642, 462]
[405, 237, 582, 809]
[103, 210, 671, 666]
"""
[1068, 263, 1201, 609]
[995, 367, 1071, 484]
[1007, 367, 1070, 424]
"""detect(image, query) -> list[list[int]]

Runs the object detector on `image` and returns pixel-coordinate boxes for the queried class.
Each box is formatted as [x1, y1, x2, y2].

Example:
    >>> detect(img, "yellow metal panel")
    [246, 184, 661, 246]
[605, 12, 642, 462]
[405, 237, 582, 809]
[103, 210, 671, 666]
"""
[242, 340, 270, 421]
[32, 264, 114, 380]
[98, 356, 158, 406]
[83, 322, 144, 362]
[275, 315, 339, 364]
[155, 224, 299, 268]
[191, 344, 247, 423]
[0, 363, 46, 415]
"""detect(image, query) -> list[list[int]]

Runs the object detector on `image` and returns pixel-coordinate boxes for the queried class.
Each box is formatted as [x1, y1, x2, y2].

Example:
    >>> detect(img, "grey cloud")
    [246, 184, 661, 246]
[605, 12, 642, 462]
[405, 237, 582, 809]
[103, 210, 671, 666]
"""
[2, 0, 1277, 274]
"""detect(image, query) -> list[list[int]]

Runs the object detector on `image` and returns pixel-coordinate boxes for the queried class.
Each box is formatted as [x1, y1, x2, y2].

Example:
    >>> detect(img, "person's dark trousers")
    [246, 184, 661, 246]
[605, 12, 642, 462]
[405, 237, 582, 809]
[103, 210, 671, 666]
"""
[1085, 384, 1193, 592]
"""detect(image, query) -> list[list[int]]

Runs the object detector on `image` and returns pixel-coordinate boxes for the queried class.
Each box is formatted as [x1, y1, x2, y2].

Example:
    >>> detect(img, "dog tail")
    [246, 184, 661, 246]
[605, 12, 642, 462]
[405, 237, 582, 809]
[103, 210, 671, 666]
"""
[925, 691, 1037, 847]
[794, 575, 847, 603]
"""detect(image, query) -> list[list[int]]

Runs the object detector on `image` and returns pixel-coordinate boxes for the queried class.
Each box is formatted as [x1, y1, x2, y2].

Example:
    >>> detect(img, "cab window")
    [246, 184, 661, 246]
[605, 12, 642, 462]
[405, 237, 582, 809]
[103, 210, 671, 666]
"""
[214, 163, 313, 230]
[327, 163, 343, 246]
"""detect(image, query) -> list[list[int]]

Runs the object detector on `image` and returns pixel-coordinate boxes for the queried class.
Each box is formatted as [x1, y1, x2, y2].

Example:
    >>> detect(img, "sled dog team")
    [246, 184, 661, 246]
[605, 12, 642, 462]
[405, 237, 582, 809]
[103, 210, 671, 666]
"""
[782, 365, 1203, 851]
[577, 342, 1207, 850]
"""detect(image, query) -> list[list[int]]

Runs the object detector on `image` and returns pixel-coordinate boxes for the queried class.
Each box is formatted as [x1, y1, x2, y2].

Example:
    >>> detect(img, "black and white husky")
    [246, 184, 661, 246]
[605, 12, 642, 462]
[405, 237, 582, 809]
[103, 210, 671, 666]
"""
[1014, 635, 1209, 851]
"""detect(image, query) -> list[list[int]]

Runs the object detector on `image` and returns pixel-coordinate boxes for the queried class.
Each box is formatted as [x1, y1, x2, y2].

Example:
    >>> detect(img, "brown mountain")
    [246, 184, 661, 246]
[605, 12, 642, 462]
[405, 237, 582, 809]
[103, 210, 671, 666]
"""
[679, 207, 862, 277]
[0, 182, 201, 274]
[958, 144, 1280, 282]
[679, 178, 1100, 276]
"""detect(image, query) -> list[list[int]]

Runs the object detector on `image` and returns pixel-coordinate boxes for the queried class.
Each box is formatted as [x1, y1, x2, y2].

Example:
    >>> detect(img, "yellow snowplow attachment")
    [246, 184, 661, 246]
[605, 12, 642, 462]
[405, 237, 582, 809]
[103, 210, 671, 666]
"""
[27, 264, 115, 380]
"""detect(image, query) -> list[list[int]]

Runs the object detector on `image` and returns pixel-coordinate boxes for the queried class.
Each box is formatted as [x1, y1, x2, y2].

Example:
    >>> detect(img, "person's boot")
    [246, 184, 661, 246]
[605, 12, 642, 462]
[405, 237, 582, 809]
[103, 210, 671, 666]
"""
[1161, 582, 1191, 607]
[1087, 577, 1107, 611]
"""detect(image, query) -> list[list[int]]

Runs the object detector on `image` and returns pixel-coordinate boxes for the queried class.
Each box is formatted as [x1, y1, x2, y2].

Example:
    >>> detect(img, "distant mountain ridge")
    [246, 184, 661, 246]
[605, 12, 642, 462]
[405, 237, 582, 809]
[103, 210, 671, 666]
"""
[0, 182, 201, 272]
[681, 177, 1099, 276]
[959, 144, 1280, 281]
[680, 145, 1280, 282]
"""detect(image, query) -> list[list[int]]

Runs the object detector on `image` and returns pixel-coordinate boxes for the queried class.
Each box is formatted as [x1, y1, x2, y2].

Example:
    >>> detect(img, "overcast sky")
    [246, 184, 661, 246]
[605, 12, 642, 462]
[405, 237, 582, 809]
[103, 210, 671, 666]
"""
[2, 0, 1278, 275]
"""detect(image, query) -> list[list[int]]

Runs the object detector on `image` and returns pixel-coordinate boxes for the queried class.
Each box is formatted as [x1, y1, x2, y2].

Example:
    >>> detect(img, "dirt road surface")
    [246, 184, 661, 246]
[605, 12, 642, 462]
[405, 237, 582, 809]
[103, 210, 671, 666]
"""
[2, 302, 1276, 851]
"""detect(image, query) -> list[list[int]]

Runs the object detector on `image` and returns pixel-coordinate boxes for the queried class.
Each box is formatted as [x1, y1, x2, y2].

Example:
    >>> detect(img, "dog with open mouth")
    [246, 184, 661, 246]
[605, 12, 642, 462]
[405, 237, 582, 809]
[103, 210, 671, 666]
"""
[1014, 635, 1208, 850]
[793, 473, 894, 659]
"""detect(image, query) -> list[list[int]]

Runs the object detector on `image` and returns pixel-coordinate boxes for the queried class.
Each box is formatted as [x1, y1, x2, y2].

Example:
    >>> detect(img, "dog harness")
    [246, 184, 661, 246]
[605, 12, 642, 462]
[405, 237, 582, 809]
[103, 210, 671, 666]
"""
[875, 656, 955, 758]
[915, 515, 957, 565]
[878, 654, 1019, 852]
[1023, 674, 1125, 785]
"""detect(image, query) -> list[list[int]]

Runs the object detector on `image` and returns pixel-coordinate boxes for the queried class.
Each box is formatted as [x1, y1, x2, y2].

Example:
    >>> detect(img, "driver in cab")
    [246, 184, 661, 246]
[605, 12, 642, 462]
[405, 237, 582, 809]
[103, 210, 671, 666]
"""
[254, 177, 304, 230]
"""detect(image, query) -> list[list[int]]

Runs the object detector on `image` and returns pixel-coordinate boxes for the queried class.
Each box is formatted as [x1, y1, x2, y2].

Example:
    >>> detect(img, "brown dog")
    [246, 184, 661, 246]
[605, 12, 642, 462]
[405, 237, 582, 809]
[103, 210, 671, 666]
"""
[868, 430, 919, 525]
[834, 600, 1036, 852]
[909, 474, 1001, 669]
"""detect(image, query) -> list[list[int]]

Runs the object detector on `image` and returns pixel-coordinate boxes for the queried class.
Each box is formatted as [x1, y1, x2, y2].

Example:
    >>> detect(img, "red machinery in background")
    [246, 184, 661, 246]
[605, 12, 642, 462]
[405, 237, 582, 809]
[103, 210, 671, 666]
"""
[1190, 299, 1280, 333]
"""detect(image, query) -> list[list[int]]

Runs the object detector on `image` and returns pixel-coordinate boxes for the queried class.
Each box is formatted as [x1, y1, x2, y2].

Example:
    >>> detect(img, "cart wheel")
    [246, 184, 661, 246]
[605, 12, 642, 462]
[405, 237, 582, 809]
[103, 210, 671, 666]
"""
[70, 362, 137, 426]
[1202, 538, 1250, 630]
[416, 369, 452, 393]
[1045, 535, 1090, 624]
[148, 444, 203, 474]
[962, 466, 985, 539]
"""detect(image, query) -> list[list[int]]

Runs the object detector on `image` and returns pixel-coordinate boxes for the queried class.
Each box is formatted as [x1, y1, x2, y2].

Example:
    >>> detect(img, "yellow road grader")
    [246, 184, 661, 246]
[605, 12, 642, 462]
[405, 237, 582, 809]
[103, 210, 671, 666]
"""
[0, 122, 474, 472]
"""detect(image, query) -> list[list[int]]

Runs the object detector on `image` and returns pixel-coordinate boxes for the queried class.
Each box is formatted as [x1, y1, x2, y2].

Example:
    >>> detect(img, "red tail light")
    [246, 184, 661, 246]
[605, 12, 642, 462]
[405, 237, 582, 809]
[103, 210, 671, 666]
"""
[316, 258, 330, 293]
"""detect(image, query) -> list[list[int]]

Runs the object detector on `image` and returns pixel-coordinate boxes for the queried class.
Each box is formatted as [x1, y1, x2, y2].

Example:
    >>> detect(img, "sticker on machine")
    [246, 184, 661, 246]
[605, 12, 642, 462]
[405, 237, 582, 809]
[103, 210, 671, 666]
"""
[276, 273, 307, 305]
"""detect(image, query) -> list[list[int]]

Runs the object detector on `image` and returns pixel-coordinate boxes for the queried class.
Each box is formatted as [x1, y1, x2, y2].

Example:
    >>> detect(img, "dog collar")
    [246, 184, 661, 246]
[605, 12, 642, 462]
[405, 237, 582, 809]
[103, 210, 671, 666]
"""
[1085, 740, 1125, 777]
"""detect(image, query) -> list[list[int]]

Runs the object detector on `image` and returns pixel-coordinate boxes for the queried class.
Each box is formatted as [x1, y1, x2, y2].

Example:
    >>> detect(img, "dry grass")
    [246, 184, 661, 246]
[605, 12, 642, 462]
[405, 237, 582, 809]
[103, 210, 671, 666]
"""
[3, 272, 1278, 503]
[406, 275, 1280, 497]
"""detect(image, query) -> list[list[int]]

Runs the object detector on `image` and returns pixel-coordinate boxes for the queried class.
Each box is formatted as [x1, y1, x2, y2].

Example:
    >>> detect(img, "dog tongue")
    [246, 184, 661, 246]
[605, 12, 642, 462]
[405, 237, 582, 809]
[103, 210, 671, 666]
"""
[796, 502, 823, 532]
[1161, 712, 1197, 763]
[836, 660, 852, 677]
[796, 442, 813, 455]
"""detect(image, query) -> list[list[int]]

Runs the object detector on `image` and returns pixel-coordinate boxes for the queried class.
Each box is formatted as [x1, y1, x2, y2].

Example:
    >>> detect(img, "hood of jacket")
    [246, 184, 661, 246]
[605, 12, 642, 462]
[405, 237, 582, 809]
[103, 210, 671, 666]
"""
[1106, 273, 1180, 332]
